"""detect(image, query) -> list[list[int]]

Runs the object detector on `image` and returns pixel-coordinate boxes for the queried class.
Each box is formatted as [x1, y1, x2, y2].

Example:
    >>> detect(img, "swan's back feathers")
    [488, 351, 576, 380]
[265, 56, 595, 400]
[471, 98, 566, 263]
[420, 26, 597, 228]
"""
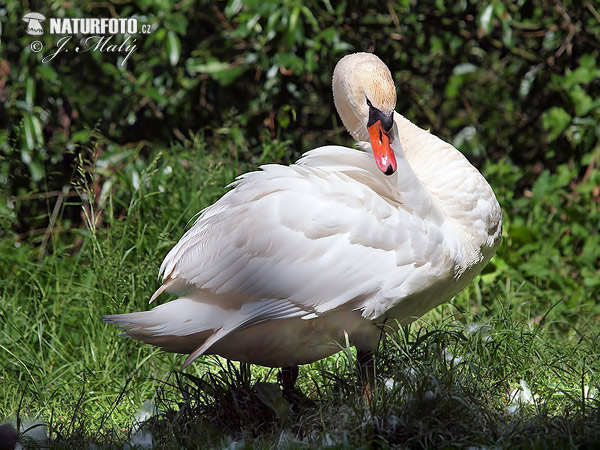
[157, 150, 455, 328]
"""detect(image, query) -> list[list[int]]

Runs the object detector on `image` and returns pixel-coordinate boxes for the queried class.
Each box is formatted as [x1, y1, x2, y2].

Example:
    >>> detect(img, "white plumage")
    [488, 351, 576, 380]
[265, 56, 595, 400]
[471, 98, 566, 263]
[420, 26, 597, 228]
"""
[104, 53, 502, 370]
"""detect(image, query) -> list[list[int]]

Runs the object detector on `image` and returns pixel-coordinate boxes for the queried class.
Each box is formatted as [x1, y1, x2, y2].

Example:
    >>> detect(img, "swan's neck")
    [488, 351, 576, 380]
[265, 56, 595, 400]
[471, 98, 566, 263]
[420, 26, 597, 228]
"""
[382, 134, 444, 221]
[390, 112, 502, 269]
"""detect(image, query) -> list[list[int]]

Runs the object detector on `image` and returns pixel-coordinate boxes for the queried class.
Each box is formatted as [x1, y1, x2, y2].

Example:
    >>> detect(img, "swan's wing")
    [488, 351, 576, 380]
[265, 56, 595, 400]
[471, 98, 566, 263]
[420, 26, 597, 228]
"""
[153, 150, 455, 363]
[158, 150, 453, 323]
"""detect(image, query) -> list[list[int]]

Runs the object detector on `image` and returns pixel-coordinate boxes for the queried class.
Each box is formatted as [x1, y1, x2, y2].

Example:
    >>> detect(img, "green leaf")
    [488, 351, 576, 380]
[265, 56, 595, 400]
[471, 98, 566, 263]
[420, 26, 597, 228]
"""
[452, 63, 477, 75]
[22, 114, 36, 151]
[31, 115, 43, 145]
[254, 382, 288, 419]
[36, 65, 58, 83]
[186, 59, 231, 75]
[301, 6, 319, 31]
[28, 160, 44, 181]
[25, 77, 35, 107]
[569, 85, 594, 116]
[286, 6, 302, 48]
[186, 59, 247, 85]
[519, 66, 539, 98]
[478, 4, 494, 36]
[71, 130, 92, 144]
[502, 20, 513, 47]
[143, 86, 167, 104]
[20, 147, 43, 181]
[165, 13, 188, 35]
[211, 65, 247, 85]
[541, 107, 571, 142]
[225, 0, 243, 18]
[276, 52, 304, 74]
[511, 225, 536, 245]
[445, 65, 476, 99]
[563, 55, 600, 89]
[166, 31, 181, 66]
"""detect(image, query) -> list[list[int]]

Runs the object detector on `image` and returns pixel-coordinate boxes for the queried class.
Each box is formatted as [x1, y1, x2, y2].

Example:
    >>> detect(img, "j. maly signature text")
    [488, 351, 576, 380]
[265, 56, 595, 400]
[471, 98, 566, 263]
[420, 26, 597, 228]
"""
[42, 35, 137, 66]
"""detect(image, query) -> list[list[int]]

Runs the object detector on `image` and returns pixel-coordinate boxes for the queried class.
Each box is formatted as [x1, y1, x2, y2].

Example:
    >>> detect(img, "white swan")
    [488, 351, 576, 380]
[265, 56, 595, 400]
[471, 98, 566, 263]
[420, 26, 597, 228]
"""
[104, 53, 502, 392]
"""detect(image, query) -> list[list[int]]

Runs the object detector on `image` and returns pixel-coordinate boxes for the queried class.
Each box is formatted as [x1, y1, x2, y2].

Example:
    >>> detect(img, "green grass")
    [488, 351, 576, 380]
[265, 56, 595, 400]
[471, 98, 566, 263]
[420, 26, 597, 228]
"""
[1, 135, 598, 448]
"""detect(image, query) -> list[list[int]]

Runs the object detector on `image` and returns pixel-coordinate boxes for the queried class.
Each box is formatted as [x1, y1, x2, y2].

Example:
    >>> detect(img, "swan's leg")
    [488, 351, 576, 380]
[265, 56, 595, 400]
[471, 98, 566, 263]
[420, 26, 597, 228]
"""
[357, 349, 375, 401]
[280, 365, 299, 394]
[279, 365, 313, 405]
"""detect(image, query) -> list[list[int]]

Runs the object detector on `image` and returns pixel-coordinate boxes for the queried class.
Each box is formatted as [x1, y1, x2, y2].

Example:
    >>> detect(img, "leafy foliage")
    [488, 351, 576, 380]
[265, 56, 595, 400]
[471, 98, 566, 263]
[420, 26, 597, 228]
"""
[1, 0, 599, 231]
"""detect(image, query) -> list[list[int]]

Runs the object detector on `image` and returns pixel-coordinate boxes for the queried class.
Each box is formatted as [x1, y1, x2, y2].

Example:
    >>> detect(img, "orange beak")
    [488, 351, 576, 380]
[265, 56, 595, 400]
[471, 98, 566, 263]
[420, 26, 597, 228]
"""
[368, 121, 397, 175]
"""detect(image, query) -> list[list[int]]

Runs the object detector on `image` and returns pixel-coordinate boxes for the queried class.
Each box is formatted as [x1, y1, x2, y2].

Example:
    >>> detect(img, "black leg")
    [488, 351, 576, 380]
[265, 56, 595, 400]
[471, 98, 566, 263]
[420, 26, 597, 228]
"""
[279, 365, 314, 405]
[357, 349, 375, 401]
[280, 365, 299, 394]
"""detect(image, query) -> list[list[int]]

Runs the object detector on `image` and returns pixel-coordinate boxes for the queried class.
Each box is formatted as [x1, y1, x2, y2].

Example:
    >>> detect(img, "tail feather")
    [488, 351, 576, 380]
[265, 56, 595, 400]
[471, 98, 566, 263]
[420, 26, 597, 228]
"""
[182, 326, 230, 368]
[103, 297, 227, 355]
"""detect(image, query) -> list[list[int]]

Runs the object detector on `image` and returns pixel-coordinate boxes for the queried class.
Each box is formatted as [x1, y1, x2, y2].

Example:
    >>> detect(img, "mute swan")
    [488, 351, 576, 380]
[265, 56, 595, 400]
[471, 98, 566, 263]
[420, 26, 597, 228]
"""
[104, 53, 502, 395]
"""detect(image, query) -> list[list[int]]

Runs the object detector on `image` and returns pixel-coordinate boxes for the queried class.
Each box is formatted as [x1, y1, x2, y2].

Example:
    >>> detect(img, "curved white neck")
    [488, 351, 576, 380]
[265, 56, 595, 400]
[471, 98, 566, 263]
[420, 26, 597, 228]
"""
[389, 112, 502, 267]
[384, 124, 446, 222]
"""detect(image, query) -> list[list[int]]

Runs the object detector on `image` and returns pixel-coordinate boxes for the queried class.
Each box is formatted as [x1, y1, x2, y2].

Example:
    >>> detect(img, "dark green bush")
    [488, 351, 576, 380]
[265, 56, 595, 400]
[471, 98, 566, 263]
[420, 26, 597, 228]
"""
[1, 0, 598, 232]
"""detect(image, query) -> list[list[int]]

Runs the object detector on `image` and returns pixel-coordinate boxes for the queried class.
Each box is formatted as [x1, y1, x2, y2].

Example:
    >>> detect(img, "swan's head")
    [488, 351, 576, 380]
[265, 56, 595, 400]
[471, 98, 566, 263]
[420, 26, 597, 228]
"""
[332, 53, 397, 175]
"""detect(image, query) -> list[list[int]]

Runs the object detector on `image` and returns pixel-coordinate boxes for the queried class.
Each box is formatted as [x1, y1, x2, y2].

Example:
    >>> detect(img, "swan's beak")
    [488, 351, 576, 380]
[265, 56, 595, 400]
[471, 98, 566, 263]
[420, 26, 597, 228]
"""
[368, 121, 397, 175]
